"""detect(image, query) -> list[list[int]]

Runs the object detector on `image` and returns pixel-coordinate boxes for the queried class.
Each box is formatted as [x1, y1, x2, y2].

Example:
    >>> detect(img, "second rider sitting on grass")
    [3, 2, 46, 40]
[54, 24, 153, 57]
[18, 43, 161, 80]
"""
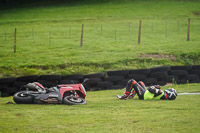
[117, 79, 177, 100]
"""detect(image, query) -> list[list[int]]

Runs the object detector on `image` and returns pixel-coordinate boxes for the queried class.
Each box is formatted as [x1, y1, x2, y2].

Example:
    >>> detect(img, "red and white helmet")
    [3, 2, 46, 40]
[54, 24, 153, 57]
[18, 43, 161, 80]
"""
[165, 88, 177, 100]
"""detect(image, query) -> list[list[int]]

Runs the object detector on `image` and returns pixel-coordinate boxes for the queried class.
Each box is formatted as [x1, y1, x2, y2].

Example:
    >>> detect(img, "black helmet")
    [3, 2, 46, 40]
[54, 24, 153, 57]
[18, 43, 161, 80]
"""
[165, 88, 177, 100]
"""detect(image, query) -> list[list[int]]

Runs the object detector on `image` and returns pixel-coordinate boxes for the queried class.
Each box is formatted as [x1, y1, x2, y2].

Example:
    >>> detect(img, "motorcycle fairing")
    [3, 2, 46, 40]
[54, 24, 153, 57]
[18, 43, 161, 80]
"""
[33, 91, 62, 104]
[59, 84, 86, 99]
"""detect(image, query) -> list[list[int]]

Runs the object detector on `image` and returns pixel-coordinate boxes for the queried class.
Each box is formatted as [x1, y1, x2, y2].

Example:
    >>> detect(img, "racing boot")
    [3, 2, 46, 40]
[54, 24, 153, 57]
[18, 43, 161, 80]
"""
[117, 91, 130, 100]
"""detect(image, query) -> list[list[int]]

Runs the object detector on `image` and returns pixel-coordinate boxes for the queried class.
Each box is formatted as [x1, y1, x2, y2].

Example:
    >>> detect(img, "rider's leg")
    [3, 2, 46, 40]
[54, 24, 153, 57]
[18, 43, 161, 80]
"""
[128, 80, 143, 99]
[131, 80, 146, 100]
[117, 79, 136, 100]
[138, 81, 146, 90]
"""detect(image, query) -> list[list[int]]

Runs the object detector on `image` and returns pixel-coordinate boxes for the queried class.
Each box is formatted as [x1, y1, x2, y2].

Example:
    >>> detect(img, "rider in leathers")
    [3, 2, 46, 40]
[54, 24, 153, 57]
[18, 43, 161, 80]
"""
[117, 79, 177, 100]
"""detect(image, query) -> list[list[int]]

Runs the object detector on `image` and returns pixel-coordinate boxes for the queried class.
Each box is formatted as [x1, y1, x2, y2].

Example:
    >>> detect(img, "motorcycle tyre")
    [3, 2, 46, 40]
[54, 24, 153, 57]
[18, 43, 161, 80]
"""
[63, 96, 86, 105]
[13, 91, 34, 104]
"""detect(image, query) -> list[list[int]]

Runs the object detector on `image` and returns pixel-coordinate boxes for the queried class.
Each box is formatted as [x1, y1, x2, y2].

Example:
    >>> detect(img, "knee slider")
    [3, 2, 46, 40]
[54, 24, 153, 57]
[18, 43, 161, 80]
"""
[138, 81, 145, 86]
[127, 79, 137, 86]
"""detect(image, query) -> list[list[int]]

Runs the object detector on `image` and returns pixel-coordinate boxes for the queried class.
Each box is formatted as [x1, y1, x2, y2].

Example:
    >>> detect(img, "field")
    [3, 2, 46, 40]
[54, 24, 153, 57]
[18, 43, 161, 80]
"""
[0, 0, 200, 77]
[0, 83, 200, 133]
[0, 1, 200, 132]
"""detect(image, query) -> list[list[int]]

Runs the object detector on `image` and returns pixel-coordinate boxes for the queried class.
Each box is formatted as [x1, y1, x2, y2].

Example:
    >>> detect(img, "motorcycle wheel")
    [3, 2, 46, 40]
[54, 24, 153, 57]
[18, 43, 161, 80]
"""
[13, 91, 34, 104]
[63, 96, 86, 105]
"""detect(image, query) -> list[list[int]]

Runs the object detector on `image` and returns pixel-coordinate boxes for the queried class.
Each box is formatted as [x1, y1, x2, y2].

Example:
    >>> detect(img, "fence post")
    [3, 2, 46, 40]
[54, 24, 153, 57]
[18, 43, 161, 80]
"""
[80, 24, 84, 47]
[4, 31, 6, 41]
[178, 20, 179, 31]
[187, 18, 190, 41]
[49, 32, 51, 45]
[115, 29, 117, 43]
[69, 26, 71, 37]
[101, 24, 103, 35]
[32, 29, 34, 40]
[165, 24, 168, 39]
[138, 20, 142, 44]
[14, 28, 16, 53]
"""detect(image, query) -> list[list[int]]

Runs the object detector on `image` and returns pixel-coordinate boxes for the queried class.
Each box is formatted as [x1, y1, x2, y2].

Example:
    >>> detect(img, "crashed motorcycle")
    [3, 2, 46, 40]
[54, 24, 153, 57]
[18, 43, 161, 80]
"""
[13, 80, 88, 105]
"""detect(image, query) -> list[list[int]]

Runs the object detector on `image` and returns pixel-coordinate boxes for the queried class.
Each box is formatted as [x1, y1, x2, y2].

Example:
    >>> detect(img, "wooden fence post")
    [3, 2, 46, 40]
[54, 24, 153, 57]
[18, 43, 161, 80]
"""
[49, 31, 51, 45]
[101, 24, 103, 35]
[80, 24, 84, 47]
[165, 24, 168, 39]
[69, 26, 71, 37]
[178, 20, 180, 31]
[4, 31, 6, 41]
[138, 20, 142, 44]
[115, 29, 117, 43]
[187, 18, 190, 41]
[32, 29, 34, 40]
[14, 28, 16, 53]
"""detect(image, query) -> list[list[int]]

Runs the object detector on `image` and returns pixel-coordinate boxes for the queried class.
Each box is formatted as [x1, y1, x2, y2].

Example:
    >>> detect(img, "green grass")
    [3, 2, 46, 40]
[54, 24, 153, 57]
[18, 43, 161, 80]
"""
[0, 83, 200, 133]
[1, 1, 200, 132]
[0, 0, 200, 77]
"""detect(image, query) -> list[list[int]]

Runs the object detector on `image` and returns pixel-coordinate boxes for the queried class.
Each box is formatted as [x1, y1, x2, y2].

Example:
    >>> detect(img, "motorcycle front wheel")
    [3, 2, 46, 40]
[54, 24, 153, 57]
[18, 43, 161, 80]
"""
[13, 91, 34, 104]
[63, 96, 86, 105]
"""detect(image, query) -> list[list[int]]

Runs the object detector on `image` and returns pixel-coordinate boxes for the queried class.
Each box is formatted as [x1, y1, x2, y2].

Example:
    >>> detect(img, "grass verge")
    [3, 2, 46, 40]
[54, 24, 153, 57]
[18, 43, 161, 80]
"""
[0, 0, 200, 77]
[0, 83, 200, 133]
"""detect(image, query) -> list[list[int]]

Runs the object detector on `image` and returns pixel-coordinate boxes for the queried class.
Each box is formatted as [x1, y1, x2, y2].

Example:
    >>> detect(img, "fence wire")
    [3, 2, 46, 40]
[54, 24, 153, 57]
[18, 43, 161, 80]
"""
[0, 18, 200, 53]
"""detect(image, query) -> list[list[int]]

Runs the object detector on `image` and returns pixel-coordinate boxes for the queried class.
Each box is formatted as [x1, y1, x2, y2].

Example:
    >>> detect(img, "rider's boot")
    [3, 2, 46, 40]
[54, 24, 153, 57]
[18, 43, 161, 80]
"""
[117, 79, 136, 100]
[117, 91, 130, 100]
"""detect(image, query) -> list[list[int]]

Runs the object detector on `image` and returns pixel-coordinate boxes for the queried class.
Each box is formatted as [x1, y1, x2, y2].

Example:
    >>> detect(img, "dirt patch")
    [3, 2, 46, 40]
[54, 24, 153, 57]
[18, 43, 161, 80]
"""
[6, 101, 14, 104]
[15, 113, 23, 117]
[193, 11, 200, 16]
[139, 54, 177, 61]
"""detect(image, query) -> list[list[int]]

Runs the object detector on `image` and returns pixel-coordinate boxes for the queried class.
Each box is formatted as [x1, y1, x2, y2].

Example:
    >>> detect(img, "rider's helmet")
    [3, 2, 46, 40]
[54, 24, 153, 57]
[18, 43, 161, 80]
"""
[26, 82, 46, 92]
[164, 88, 177, 100]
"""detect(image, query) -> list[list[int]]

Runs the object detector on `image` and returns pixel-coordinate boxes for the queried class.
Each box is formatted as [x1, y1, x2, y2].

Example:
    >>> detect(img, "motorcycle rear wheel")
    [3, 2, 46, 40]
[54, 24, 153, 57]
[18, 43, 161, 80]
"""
[63, 96, 86, 105]
[13, 91, 34, 104]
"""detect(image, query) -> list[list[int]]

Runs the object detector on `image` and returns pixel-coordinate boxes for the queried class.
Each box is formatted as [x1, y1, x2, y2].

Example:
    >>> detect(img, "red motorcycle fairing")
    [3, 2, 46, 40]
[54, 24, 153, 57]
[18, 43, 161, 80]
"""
[58, 84, 86, 99]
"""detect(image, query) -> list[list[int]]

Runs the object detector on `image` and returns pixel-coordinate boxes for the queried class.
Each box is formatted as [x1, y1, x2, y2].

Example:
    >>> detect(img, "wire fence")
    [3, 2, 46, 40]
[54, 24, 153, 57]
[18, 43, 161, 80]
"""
[0, 18, 200, 53]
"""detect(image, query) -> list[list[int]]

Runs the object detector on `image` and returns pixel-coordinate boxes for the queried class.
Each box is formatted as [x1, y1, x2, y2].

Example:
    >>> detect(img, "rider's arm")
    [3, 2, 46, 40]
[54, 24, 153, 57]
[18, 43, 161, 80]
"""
[148, 86, 163, 95]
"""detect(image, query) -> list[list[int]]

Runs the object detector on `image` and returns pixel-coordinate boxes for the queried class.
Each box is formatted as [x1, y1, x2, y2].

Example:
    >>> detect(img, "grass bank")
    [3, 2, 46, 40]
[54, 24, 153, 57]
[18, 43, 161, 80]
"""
[0, 0, 200, 77]
[0, 83, 200, 133]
